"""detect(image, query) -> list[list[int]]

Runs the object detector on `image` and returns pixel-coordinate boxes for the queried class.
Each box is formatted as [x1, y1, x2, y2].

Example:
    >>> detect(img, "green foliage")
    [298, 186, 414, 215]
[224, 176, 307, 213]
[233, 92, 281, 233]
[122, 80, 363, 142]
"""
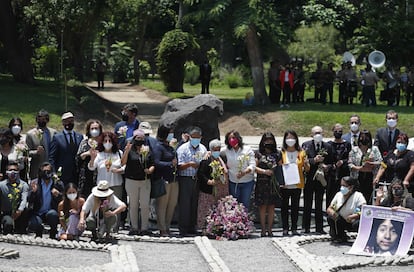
[287, 23, 340, 63]
[109, 41, 133, 83]
[184, 61, 199, 85]
[32, 45, 59, 80]
[218, 66, 245, 89]
[156, 29, 196, 92]
[139, 60, 151, 79]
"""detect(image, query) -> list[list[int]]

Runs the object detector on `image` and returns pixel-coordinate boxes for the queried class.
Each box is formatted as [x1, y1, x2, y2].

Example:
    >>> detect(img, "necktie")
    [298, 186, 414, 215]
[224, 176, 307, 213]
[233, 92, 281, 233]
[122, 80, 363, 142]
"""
[69, 132, 75, 148]
[316, 143, 321, 153]
[389, 131, 393, 146]
[353, 135, 358, 146]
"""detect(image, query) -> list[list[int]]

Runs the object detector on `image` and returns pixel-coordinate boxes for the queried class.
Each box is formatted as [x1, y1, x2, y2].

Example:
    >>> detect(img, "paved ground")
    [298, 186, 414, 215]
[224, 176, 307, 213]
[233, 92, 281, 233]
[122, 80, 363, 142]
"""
[2, 82, 413, 272]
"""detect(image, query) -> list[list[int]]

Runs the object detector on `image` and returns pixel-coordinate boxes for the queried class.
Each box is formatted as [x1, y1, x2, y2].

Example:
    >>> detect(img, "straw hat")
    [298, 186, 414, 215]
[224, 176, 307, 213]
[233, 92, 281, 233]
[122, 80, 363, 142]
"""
[91, 180, 113, 198]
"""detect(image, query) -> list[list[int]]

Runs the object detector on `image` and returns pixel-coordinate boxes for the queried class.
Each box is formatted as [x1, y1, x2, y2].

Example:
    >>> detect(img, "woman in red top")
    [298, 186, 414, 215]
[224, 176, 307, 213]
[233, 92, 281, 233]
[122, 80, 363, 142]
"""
[279, 64, 294, 108]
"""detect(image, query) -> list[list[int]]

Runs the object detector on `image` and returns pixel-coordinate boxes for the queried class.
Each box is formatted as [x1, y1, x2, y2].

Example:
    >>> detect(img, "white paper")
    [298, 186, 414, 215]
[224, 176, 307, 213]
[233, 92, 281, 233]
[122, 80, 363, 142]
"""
[282, 163, 300, 185]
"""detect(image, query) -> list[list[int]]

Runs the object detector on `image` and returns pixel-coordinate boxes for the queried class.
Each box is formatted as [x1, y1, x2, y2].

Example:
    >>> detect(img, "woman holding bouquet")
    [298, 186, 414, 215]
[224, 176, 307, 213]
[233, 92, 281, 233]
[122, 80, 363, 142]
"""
[254, 132, 282, 237]
[348, 130, 382, 204]
[223, 130, 256, 211]
[76, 119, 102, 198]
[197, 139, 228, 232]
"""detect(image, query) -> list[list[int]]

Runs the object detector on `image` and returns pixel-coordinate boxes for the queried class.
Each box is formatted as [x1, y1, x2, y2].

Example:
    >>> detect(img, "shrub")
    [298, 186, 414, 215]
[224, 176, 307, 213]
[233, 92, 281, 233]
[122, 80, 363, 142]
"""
[108, 41, 133, 83]
[139, 60, 151, 79]
[184, 61, 199, 85]
[33, 45, 59, 80]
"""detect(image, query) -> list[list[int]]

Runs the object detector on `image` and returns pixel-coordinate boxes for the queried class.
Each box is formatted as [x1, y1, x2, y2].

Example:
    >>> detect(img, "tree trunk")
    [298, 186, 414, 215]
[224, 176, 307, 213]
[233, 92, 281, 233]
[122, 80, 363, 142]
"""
[0, 0, 34, 84]
[245, 25, 269, 105]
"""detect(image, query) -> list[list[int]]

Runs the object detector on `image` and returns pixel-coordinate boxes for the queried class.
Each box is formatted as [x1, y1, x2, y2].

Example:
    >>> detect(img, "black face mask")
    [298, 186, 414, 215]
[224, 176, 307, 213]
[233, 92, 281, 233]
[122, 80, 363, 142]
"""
[334, 132, 343, 139]
[361, 139, 370, 146]
[64, 123, 74, 131]
[42, 170, 52, 179]
[37, 121, 47, 128]
[264, 143, 275, 150]
[393, 188, 404, 197]
[121, 114, 129, 121]
[134, 140, 145, 146]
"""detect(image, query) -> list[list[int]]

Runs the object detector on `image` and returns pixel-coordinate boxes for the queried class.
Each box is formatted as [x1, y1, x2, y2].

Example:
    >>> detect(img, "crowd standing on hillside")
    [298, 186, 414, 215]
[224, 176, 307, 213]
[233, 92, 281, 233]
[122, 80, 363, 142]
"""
[0, 105, 414, 243]
[268, 59, 414, 107]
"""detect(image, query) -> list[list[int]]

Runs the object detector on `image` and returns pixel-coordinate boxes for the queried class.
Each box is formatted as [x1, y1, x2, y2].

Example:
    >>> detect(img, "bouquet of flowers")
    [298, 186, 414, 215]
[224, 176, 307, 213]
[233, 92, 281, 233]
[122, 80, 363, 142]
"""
[209, 160, 225, 197]
[88, 138, 98, 149]
[34, 128, 43, 141]
[193, 151, 205, 163]
[205, 195, 254, 240]
[15, 142, 28, 156]
[53, 167, 62, 182]
[141, 145, 150, 178]
[117, 126, 128, 138]
[169, 138, 178, 182]
[105, 157, 112, 172]
[8, 183, 22, 214]
[237, 154, 250, 174]
[313, 148, 328, 187]
[362, 149, 373, 163]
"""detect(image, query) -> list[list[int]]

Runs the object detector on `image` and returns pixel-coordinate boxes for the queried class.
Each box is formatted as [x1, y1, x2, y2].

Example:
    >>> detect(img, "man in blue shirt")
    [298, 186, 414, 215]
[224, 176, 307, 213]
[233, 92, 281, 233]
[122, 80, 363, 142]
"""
[28, 162, 64, 239]
[114, 104, 140, 151]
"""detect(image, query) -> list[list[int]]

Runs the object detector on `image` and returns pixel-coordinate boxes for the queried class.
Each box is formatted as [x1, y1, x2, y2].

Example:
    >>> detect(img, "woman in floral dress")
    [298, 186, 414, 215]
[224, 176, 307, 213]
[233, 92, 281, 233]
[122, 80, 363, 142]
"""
[348, 130, 382, 204]
[254, 132, 282, 237]
[197, 139, 228, 232]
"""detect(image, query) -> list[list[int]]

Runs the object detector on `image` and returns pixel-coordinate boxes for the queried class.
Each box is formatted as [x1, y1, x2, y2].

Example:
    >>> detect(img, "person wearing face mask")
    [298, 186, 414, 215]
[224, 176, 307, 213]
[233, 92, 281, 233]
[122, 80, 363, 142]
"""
[342, 114, 362, 147]
[0, 162, 30, 234]
[374, 133, 414, 194]
[121, 129, 155, 236]
[49, 112, 84, 186]
[176, 126, 207, 236]
[197, 139, 228, 234]
[26, 109, 57, 180]
[327, 124, 352, 208]
[28, 162, 64, 239]
[76, 119, 103, 198]
[280, 130, 309, 236]
[222, 130, 256, 213]
[8, 117, 29, 181]
[348, 130, 382, 204]
[57, 183, 85, 240]
[114, 103, 140, 151]
[254, 132, 281, 237]
[375, 178, 414, 211]
[301, 126, 334, 234]
[326, 176, 366, 243]
[0, 128, 25, 181]
[374, 110, 403, 157]
[152, 126, 179, 236]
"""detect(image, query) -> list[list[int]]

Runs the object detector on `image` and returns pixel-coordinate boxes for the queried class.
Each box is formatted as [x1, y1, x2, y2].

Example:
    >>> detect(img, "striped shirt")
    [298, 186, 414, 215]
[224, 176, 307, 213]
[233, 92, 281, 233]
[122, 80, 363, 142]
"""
[177, 141, 207, 177]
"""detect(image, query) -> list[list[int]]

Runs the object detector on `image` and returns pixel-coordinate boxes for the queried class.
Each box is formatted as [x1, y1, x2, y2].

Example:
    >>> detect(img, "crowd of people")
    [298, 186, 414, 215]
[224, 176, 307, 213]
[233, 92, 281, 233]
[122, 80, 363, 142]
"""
[268, 60, 414, 107]
[1, 105, 414, 244]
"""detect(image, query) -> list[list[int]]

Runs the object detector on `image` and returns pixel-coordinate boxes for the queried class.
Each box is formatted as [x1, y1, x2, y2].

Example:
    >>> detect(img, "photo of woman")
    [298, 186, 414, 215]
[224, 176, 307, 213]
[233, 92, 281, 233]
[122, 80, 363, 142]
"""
[364, 218, 403, 256]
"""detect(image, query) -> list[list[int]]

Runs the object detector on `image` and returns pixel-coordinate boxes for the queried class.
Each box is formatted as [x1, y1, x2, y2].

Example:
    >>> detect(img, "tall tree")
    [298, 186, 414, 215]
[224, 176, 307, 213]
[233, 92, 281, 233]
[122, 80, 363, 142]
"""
[0, 0, 34, 83]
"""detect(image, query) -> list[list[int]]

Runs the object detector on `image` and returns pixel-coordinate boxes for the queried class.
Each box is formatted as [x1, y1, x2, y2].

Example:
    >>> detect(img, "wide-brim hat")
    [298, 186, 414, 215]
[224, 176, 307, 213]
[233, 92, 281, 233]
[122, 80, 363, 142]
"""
[61, 112, 74, 120]
[138, 122, 153, 134]
[92, 180, 113, 198]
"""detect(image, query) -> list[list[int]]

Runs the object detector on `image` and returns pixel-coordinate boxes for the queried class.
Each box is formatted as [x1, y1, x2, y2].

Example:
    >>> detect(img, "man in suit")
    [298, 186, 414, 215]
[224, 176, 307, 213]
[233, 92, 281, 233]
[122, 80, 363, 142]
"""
[302, 126, 334, 234]
[342, 114, 362, 147]
[49, 112, 83, 185]
[199, 60, 212, 94]
[114, 103, 140, 151]
[374, 110, 402, 157]
[26, 109, 57, 180]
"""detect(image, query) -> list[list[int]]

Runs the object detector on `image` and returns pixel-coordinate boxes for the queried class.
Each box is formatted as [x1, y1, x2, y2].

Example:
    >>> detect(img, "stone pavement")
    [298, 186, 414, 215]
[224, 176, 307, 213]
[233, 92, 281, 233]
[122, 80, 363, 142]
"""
[2, 82, 413, 271]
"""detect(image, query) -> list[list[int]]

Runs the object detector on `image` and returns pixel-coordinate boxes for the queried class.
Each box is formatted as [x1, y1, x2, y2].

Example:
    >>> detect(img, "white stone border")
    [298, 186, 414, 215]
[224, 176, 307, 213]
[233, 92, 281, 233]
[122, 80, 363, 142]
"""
[271, 233, 414, 272]
[194, 236, 230, 272]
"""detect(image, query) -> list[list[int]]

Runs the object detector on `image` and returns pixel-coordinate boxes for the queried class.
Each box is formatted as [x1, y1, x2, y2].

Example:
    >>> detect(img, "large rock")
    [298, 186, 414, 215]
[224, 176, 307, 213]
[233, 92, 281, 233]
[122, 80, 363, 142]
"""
[159, 94, 223, 148]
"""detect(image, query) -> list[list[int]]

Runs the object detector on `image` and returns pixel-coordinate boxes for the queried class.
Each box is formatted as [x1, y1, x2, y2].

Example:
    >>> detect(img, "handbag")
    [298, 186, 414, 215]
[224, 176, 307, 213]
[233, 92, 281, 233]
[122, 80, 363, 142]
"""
[150, 178, 167, 198]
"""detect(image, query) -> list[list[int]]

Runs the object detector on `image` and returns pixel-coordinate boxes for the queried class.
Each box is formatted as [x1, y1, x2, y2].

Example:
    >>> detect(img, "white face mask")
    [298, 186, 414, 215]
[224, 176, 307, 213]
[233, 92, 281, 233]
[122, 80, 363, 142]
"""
[103, 142, 113, 150]
[90, 129, 100, 138]
[67, 193, 77, 201]
[350, 123, 359, 132]
[285, 139, 296, 147]
[12, 125, 21, 136]
[313, 133, 323, 143]
[387, 119, 397, 128]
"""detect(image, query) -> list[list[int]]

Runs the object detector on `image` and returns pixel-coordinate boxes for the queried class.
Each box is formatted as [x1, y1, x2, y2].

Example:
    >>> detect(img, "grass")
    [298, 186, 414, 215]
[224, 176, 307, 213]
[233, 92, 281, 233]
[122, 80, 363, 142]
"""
[141, 78, 414, 137]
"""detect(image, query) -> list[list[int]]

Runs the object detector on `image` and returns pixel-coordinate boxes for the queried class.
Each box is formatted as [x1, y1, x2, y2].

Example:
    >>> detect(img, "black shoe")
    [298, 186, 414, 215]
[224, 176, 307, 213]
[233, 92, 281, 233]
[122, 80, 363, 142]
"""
[316, 230, 327, 235]
[303, 229, 310, 234]
[128, 230, 140, 236]
[291, 230, 299, 236]
[282, 230, 289, 236]
[140, 230, 153, 236]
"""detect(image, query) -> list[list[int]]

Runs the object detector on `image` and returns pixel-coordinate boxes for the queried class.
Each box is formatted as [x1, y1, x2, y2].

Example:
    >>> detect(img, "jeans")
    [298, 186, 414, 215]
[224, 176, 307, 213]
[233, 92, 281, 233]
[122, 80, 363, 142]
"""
[229, 180, 254, 211]
[28, 209, 59, 238]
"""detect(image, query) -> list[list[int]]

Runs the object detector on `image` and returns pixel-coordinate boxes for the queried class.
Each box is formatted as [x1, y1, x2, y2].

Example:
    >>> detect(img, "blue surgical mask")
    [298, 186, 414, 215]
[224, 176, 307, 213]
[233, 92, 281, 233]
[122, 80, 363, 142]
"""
[212, 151, 221, 159]
[340, 186, 349, 195]
[396, 143, 407, 152]
[190, 137, 201, 148]
[166, 133, 174, 142]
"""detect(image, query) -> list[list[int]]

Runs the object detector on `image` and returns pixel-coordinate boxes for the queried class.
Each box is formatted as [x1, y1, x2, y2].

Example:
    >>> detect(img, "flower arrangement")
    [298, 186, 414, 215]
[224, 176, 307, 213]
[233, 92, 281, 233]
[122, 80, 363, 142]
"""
[105, 157, 112, 172]
[34, 128, 43, 141]
[205, 195, 254, 240]
[317, 148, 328, 157]
[88, 138, 98, 149]
[15, 142, 28, 156]
[237, 154, 250, 174]
[193, 151, 205, 163]
[141, 145, 150, 178]
[362, 149, 374, 163]
[53, 167, 62, 182]
[117, 126, 128, 138]
[169, 138, 178, 182]
[209, 160, 225, 197]
[8, 183, 22, 214]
